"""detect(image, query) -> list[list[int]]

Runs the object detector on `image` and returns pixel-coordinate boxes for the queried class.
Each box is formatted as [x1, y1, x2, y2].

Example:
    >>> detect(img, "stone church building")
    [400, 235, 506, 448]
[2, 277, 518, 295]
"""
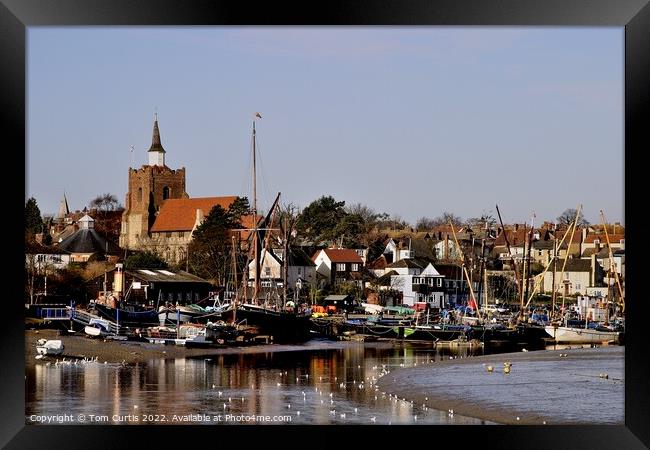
[119, 116, 247, 263]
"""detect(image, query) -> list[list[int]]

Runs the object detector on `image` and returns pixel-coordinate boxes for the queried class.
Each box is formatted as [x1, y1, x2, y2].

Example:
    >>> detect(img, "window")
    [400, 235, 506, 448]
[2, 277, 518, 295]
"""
[337, 263, 346, 272]
[351, 263, 359, 272]
[564, 273, 569, 280]
[264, 267, 271, 276]
[166, 232, 172, 238]
[428, 278, 433, 286]
[437, 278, 442, 287]
[163, 186, 170, 200]
[137, 187, 143, 202]
[297, 267, 302, 274]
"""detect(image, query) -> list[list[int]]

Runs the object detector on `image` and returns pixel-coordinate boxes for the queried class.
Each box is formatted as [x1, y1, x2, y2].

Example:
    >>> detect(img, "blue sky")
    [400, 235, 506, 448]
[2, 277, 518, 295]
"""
[27, 27, 623, 226]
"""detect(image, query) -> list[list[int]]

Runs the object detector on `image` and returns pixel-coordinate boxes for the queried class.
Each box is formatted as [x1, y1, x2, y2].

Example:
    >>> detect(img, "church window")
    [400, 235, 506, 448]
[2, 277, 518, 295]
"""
[163, 186, 170, 200]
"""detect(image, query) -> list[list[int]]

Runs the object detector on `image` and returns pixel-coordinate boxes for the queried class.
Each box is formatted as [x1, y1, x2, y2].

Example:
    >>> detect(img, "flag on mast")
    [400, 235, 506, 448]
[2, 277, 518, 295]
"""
[254, 112, 262, 119]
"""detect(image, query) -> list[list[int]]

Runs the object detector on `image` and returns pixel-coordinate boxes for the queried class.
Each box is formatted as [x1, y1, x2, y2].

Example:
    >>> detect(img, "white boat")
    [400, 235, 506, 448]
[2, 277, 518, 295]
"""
[84, 318, 111, 337]
[544, 325, 622, 344]
[36, 339, 64, 356]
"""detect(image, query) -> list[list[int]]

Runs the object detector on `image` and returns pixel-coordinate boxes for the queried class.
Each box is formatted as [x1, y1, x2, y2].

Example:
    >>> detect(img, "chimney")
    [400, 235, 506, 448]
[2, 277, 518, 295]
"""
[582, 228, 587, 242]
[591, 254, 596, 286]
[114, 263, 124, 299]
[195, 208, 204, 228]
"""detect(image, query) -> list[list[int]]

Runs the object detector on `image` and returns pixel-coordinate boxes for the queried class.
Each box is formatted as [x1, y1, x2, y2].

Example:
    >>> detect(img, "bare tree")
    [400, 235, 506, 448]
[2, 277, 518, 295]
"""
[557, 208, 589, 226]
[89, 193, 122, 213]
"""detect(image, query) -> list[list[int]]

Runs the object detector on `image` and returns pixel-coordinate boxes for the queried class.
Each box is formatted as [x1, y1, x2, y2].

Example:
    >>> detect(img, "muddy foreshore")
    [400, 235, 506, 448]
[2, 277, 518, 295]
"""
[375, 346, 624, 425]
[25, 329, 396, 368]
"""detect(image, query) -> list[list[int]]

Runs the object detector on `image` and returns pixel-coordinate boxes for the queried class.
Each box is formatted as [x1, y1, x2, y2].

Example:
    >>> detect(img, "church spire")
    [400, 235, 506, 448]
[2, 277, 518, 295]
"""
[148, 112, 166, 166]
[57, 192, 70, 219]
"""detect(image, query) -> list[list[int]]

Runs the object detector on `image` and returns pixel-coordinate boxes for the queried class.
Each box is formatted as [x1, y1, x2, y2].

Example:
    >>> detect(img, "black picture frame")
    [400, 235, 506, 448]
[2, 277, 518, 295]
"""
[3, 1, 648, 448]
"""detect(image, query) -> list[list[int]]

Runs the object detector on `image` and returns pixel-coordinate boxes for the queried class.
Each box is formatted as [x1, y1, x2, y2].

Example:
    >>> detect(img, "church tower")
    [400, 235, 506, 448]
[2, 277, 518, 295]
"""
[119, 114, 189, 250]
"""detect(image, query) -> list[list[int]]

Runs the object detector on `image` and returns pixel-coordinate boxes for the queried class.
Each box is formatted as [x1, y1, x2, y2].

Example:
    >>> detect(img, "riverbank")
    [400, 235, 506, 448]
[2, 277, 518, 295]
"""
[375, 346, 624, 425]
[25, 329, 402, 368]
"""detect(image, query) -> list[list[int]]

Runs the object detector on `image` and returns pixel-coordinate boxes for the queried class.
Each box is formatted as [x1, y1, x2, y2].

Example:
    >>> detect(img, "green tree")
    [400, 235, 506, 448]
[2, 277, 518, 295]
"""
[125, 251, 168, 269]
[188, 205, 239, 283]
[228, 196, 251, 220]
[296, 196, 347, 243]
[25, 197, 43, 237]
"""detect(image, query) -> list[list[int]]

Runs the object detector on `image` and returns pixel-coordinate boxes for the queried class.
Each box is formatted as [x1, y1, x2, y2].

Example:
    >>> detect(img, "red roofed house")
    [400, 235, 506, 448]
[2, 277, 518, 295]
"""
[312, 248, 364, 287]
[149, 196, 241, 263]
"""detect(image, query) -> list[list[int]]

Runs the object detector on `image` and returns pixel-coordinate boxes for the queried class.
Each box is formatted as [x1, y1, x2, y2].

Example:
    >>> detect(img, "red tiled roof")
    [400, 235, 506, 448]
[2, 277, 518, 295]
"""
[556, 229, 582, 244]
[584, 233, 624, 244]
[151, 197, 238, 232]
[314, 248, 364, 264]
[494, 228, 530, 247]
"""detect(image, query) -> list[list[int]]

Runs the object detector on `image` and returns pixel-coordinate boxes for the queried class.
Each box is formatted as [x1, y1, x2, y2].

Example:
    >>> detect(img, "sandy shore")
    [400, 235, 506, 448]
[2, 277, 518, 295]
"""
[25, 329, 396, 368]
[376, 346, 624, 425]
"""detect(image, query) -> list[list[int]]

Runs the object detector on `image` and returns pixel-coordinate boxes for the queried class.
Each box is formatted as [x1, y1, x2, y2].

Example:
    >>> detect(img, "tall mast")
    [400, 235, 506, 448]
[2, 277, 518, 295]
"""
[252, 114, 260, 304]
[600, 210, 624, 313]
[283, 216, 289, 303]
[551, 232, 557, 320]
[522, 212, 535, 321]
[231, 235, 238, 324]
[495, 205, 522, 310]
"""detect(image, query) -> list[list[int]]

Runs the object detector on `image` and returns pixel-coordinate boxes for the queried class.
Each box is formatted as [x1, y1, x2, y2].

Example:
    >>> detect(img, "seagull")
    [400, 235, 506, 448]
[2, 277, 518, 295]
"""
[218, 391, 223, 397]
[340, 413, 346, 419]
[330, 409, 336, 415]
[370, 416, 376, 422]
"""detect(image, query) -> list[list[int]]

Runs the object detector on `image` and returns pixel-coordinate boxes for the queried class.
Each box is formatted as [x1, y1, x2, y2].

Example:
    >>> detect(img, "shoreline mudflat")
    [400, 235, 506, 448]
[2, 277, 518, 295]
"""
[375, 346, 624, 425]
[25, 329, 396, 368]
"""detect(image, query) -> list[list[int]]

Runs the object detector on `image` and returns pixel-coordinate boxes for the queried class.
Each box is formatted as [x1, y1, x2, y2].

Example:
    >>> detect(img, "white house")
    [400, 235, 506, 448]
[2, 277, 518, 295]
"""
[249, 248, 317, 292]
[312, 248, 364, 286]
[388, 259, 445, 307]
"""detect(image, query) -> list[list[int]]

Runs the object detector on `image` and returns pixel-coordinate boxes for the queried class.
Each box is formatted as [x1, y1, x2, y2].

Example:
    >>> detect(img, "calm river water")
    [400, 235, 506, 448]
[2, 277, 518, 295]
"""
[26, 340, 493, 425]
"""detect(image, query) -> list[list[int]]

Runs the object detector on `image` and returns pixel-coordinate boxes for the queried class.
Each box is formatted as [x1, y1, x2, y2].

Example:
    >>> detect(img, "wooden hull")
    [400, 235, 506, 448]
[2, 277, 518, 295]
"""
[545, 325, 622, 344]
[221, 305, 311, 343]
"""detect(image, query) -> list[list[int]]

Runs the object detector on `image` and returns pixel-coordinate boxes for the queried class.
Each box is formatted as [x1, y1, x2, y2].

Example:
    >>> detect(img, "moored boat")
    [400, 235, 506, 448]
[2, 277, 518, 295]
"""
[544, 324, 623, 344]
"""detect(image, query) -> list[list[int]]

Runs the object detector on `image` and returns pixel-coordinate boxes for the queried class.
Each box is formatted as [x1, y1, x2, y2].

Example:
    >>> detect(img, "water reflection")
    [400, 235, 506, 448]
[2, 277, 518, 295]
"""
[27, 340, 491, 425]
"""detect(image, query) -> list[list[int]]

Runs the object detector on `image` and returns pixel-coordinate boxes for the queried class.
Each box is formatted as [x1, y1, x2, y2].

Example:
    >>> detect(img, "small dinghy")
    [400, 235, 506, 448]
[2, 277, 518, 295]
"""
[36, 339, 64, 356]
